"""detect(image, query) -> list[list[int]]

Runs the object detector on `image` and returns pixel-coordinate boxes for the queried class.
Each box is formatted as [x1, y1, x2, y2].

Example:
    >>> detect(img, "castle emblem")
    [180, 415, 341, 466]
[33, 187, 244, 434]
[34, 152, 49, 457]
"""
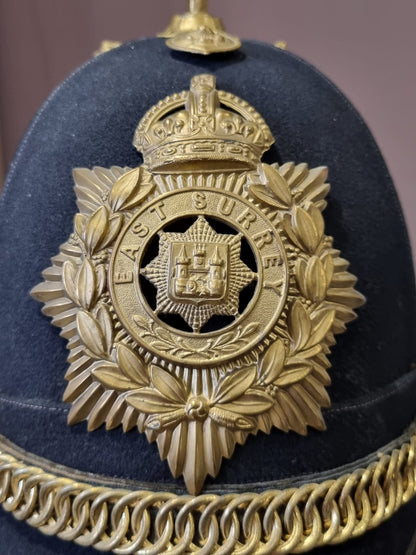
[32, 74, 364, 494]
[171, 242, 227, 301]
[141, 216, 255, 331]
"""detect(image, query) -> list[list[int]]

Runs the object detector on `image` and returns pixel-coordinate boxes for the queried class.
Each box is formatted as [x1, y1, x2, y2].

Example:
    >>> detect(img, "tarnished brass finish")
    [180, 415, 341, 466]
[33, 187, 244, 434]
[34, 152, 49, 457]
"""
[32, 75, 364, 494]
[1, 427, 415, 553]
[159, 0, 241, 55]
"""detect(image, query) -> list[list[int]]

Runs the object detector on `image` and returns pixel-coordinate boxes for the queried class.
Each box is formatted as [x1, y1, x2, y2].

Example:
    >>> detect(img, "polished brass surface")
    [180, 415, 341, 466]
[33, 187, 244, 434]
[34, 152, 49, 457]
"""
[159, 0, 241, 55]
[274, 40, 288, 50]
[93, 40, 122, 57]
[1, 427, 415, 553]
[32, 75, 364, 494]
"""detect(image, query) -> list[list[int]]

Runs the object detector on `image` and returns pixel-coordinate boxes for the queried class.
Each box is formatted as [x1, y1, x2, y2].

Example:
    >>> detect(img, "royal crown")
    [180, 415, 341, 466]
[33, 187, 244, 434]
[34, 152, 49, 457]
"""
[134, 74, 274, 172]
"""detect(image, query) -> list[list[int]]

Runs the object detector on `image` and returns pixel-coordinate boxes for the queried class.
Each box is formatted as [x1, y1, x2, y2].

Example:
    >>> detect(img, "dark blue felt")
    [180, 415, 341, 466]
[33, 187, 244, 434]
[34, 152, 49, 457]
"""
[0, 39, 415, 492]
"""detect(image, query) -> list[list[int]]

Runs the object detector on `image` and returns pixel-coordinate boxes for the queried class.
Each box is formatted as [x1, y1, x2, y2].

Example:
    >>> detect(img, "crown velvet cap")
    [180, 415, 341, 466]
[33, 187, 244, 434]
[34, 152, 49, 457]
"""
[0, 38, 416, 553]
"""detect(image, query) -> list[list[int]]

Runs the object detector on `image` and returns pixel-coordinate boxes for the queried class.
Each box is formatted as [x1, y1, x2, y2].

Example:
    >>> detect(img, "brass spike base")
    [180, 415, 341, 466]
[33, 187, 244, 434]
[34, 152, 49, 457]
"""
[1, 427, 416, 553]
[159, 1, 241, 54]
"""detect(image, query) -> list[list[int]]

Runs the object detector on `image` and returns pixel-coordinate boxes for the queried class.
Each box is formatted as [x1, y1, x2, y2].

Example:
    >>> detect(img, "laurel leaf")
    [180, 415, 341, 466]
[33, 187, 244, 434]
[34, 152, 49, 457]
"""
[305, 256, 327, 303]
[117, 343, 149, 386]
[260, 340, 286, 385]
[95, 304, 113, 354]
[109, 167, 155, 212]
[262, 163, 292, 207]
[295, 258, 308, 299]
[288, 300, 311, 352]
[306, 309, 336, 348]
[123, 183, 155, 211]
[126, 388, 182, 413]
[151, 341, 174, 351]
[74, 213, 87, 238]
[219, 391, 273, 415]
[109, 168, 141, 211]
[217, 343, 241, 353]
[76, 310, 107, 358]
[62, 261, 78, 303]
[76, 259, 96, 310]
[296, 344, 322, 359]
[212, 365, 257, 404]
[213, 331, 236, 347]
[84, 206, 109, 255]
[151, 366, 187, 404]
[249, 184, 288, 209]
[281, 213, 304, 250]
[96, 265, 107, 298]
[275, 367, 311, 387]
[321, 254, 334, 286]
[101, 214, 123, 249]
[285, 358, 313, 371]
[91, 363, 135, 391]
[154, 327, 175, 343]
[309, 205, 325, 240]
[209, 406, 255, 431]
[242, 322, 259, 335]
[292, 206, 320, 253]
[145, 410, 186, 431]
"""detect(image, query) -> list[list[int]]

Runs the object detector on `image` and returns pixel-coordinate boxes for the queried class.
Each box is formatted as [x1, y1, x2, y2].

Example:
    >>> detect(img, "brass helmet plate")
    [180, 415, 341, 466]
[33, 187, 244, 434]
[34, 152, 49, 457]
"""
[32, 75, 364, 494]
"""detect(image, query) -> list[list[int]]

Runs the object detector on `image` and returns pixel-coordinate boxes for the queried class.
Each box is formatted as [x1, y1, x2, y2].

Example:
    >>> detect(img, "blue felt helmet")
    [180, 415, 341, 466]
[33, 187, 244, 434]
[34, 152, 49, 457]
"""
[0, 6, 415, 555]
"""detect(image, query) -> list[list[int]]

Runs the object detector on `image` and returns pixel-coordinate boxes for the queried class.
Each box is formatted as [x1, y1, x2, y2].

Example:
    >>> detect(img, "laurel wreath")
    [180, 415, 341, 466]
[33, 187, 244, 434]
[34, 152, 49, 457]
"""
[132, 315, 259, 359]
[56, 161, 360, 437]
[31, 159, 364, 493]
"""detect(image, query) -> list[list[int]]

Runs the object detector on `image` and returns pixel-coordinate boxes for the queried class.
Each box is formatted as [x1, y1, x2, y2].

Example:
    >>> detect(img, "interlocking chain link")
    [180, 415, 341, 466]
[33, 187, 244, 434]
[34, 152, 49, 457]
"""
[1, 434, 415, 553]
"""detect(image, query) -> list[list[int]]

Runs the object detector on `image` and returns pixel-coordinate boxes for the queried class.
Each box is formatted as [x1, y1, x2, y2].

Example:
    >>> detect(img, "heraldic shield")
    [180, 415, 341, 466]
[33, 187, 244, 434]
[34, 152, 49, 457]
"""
[1, 15, 416, 553]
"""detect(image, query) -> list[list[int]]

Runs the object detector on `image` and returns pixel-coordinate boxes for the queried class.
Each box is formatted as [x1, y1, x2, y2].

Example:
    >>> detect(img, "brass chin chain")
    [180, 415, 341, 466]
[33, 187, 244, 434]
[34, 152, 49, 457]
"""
[1, 432, 415, 553]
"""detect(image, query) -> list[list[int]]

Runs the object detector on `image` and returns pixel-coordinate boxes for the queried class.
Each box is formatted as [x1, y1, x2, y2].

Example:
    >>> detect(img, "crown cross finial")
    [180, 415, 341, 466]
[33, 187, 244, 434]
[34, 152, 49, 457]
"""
[188, 75, 217, 132]
[133, 75, 274, 173]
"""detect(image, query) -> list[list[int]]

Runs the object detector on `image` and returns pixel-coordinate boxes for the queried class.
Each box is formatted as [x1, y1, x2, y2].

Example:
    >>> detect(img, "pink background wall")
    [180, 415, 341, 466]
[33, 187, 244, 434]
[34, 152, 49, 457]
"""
[0, 0, 415, 253]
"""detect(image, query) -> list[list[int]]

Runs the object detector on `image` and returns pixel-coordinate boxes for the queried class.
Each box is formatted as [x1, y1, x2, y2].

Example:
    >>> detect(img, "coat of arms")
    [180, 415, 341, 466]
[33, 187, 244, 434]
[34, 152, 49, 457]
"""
[32, 74, 364, 493]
